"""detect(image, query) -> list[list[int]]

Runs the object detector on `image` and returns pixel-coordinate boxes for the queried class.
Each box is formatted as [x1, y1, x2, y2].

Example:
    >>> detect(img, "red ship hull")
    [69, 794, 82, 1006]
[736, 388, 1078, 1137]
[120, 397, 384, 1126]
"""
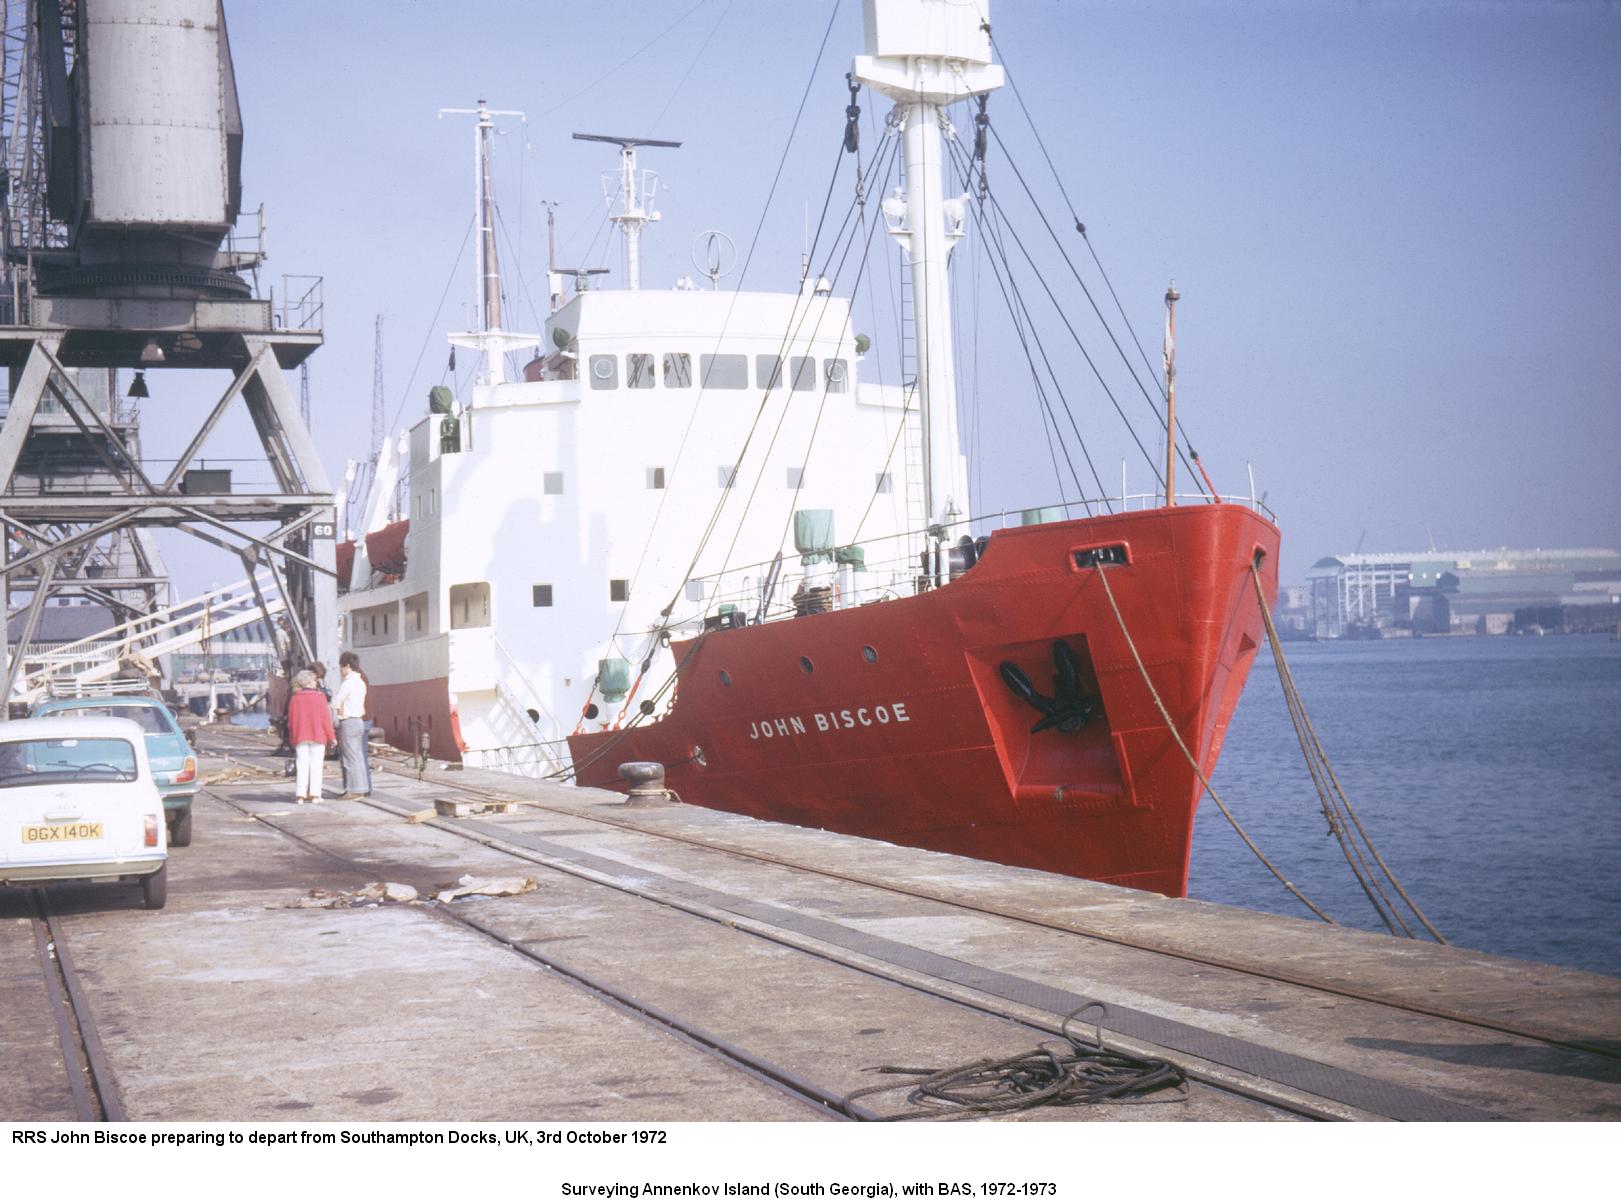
[570, 504, 1279, 898]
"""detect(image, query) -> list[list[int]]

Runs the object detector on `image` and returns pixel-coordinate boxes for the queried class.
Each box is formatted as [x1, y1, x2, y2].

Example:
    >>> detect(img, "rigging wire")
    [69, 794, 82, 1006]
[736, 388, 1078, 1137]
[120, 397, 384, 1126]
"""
[945, 134, 1164, 490]
[943, 135, 1105, 507]
[747, 148, 903, 588]
[649, 0, 736, 136]
[984, 32, 1214, 494]
[382, 214, 474, 442]
[567, 0, 850, 729]
[988, 126, 1207, 498]
[535, 0, 714, 121]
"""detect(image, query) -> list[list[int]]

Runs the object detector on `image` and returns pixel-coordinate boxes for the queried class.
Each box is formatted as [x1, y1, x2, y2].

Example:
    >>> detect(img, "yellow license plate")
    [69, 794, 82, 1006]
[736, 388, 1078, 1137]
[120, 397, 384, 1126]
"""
[22, 822, 104, 843]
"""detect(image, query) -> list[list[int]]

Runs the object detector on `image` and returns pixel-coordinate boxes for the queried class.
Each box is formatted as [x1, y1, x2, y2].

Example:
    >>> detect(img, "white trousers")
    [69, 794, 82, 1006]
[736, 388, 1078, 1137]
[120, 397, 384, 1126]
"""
[295, 741, 325, 799]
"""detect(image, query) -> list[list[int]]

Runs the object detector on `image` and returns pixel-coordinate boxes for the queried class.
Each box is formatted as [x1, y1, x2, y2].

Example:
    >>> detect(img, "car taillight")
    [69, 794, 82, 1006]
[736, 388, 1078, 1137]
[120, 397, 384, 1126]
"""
[144, 816, 160, 847]
[175, 756, 197, 784]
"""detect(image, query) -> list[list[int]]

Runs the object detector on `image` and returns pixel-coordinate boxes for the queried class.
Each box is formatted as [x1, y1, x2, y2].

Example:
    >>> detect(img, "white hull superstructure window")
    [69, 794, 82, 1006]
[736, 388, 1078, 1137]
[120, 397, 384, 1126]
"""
[663, 354, 692, 387]
[405, 592, 429, 634]
[450, 583, 491, 629]
[701, 355, 748, 388]
[626, 354, 656, 388]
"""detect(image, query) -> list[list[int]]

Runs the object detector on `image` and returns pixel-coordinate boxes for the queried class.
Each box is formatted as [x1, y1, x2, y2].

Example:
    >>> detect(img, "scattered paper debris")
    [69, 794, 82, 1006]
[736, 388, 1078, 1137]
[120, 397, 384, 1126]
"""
[435, 874, 539, 903]
[203, 767, 282, 786]
[278, 881, 420, 910]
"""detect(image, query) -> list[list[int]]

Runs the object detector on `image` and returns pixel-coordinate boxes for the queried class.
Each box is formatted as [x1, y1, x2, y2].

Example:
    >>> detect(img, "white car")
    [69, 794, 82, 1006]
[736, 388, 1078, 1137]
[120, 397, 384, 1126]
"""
[0, 716, 169, 909]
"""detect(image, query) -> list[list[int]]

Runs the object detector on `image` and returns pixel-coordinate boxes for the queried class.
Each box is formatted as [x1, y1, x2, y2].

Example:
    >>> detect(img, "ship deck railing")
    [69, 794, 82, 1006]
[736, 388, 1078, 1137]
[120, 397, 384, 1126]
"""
[678, 492, 1275, 633]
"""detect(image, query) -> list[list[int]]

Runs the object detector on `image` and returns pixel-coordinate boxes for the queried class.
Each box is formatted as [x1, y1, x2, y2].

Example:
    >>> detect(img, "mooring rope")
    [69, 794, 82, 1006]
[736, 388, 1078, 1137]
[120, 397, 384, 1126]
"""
[1091, 564, 1335, 923]
[1249, 565, 1447, 943]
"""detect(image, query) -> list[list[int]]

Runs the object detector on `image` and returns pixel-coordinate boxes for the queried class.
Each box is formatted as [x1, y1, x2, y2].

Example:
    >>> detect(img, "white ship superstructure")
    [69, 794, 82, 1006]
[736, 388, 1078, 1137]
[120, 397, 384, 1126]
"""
[341, 108, 928, 772]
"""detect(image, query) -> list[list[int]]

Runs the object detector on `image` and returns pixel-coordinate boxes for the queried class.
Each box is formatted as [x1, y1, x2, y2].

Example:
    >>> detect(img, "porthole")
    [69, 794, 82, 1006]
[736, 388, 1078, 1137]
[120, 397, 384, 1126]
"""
[861, 645, 878, 664]
[719, 669, 732, 687]
[585, 703, 600, 720]
[799, 656, 814, 674]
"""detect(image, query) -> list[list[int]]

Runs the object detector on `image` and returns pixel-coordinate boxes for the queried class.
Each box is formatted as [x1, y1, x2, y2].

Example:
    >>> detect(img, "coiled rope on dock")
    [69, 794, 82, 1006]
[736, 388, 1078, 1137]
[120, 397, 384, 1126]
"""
[843, 1003, 1186, 1120]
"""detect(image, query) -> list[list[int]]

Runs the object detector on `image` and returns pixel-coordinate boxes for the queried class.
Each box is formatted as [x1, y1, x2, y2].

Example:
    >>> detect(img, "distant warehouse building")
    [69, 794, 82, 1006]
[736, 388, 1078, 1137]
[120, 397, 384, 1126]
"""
[1303, 548, 1621, 637]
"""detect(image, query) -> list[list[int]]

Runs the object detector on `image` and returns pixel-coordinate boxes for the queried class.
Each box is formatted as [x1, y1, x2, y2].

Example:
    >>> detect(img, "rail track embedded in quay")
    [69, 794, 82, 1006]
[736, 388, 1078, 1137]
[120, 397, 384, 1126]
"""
[199, 740, 1563, 1121]
[204, 726, 1617, 1065]
[26, 889, 126, 1122]
[201, 784, 858, 1122]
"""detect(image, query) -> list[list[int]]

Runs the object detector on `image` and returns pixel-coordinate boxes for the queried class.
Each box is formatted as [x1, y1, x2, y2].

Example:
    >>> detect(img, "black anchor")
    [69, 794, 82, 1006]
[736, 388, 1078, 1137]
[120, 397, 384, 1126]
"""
[999, 640, 1096, 734]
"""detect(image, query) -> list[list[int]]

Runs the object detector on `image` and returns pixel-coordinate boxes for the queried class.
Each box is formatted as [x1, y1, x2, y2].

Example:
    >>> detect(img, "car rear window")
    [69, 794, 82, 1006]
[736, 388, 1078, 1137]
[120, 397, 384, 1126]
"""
[47, 704, 169, 734]
[0, 738, 139, 787]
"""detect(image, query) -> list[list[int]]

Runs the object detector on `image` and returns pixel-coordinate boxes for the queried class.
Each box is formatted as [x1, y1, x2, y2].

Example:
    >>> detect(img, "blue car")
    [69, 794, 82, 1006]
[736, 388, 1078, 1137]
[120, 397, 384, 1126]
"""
[30, 695, 199, 846]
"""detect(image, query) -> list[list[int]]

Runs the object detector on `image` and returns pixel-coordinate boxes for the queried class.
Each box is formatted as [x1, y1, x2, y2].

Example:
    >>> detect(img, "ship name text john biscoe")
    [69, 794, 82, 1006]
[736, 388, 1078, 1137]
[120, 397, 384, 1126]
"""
[748, 701, 911, 741]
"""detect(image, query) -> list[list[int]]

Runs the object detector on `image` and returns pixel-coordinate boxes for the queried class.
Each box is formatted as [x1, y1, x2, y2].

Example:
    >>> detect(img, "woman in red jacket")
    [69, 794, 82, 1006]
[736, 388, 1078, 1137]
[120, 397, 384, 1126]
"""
[286, 669, 335, 803]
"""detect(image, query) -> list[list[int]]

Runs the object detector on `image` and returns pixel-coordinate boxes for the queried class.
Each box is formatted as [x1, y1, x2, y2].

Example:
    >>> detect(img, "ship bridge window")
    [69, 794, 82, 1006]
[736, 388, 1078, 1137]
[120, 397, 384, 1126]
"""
[701, 354, 747, 389]
[543, 472, 565, 495]
[663, 353, 692, 388]
[647, 467, 666, 490]
[824, 358, 849, 393]
[789, 356, 816, 391]
[756, 355, 783, 391]
[787, 467, 806, 488]
[875, 472, 892, 494]
[588, 355, 618, 390]
[449, 582, 491, 629]
[532, 585, 553, 608]
[626, 353, 655, 388]
[717, 465, 736, 488]
[610, 579, 630, 603]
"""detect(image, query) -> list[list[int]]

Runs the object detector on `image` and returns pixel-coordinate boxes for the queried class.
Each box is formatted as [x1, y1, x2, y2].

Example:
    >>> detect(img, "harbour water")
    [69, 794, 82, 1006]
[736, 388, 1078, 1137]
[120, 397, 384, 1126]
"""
[1193, 634, 1621, 977]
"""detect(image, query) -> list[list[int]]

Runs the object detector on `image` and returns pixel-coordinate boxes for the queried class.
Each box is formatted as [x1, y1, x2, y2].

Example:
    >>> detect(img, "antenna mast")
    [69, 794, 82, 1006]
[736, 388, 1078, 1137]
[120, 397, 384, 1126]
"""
[371, 314, 385, 462]
[573, 133, 682, 291]
[441, 100, 538, 384]
[1163, 281, 1179, 507]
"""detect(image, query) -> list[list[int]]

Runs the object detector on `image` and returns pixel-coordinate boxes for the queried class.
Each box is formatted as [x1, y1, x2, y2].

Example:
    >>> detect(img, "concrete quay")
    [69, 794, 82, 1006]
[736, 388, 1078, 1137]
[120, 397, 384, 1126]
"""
[3, 725, 1617, 1123]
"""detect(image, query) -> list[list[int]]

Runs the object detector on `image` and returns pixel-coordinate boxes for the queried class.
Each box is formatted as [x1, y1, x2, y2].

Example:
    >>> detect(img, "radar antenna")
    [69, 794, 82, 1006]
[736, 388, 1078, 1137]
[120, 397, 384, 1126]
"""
[573, 132, 682, 291]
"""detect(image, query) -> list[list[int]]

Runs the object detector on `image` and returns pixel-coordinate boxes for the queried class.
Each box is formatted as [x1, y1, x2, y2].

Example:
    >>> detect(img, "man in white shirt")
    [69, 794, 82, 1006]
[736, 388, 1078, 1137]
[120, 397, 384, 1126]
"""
[331, 651, 370, 799]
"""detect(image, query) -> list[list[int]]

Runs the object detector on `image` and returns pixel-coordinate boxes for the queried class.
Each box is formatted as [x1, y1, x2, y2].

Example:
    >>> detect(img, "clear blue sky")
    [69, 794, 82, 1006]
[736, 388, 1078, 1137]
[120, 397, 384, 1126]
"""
[145, 0, 1621, 590]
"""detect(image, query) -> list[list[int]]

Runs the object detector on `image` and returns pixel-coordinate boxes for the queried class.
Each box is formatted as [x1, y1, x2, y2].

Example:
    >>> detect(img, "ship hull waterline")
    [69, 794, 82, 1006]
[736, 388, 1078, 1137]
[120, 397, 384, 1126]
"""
[562, 503, 1280, 898]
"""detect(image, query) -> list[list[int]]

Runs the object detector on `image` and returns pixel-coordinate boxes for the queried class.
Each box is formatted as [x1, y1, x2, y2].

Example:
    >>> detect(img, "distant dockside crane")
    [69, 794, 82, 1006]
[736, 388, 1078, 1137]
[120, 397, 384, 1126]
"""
[0, 0, 337, 705]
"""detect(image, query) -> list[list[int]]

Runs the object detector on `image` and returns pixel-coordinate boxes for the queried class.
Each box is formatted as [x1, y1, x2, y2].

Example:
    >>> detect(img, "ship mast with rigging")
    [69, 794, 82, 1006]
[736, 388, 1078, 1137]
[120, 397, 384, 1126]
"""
[854, 0, 1003, 530]
[441, 100, 538, 385]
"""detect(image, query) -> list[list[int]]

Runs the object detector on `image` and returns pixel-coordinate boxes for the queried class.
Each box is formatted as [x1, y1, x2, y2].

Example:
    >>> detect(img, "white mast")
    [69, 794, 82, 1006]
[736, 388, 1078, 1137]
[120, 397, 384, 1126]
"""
[573, 133, 682, 291]
[441, 100, 539, 385]
[854, 0, 1002, 529]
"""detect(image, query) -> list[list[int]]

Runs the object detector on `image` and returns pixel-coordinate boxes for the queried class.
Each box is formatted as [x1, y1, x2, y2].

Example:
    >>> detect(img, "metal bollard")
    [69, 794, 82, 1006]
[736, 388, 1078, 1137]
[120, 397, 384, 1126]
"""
[617, 761, 674, 805]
